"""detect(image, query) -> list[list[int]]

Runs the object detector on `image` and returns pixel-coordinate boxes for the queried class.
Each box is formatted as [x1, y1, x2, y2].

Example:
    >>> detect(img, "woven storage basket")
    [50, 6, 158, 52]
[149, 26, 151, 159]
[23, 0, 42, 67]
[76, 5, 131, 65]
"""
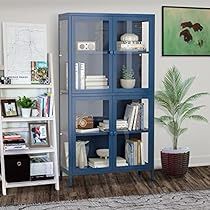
[161, 151, 190, 177]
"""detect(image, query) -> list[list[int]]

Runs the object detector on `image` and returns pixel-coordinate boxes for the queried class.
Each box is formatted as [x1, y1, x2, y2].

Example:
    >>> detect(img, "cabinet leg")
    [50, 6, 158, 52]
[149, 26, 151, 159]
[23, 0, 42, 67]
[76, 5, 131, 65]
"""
[60, 170, 63, 180]
[150, 170, 155, 181]
[138, 171, 142, 177]
[68, 175, 73, 187]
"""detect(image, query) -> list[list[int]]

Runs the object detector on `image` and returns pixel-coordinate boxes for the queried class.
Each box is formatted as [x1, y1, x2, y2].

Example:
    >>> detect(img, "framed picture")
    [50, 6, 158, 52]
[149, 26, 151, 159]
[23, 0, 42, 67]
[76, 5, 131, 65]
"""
[1, 99, 18, 117]
[29, 123, 49, 147]
[162, 6, 210, 56]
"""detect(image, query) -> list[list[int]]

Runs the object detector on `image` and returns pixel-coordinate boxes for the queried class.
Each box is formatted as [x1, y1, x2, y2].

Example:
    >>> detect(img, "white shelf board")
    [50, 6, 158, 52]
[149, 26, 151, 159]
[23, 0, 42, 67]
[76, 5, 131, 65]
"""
[4, 147, 55, 155]
[0, 84, 52, 89]
[1, 116, 54, 122]
[6, 178, 56, 188]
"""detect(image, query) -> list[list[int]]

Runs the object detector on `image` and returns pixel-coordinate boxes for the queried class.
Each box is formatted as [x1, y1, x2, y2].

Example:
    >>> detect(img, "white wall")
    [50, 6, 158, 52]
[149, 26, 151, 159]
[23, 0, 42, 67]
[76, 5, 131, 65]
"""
[0, 0, 210, 168]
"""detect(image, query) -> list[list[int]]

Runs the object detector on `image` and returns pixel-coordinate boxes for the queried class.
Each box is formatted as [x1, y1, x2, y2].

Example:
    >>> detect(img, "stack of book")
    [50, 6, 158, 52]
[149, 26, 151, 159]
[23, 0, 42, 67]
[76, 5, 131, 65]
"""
[36, 93, 53, 117]
[85, 75, 109, 89]
[88, 156, 128, 168]
[124, 102, 144, 131]
[3, 132, 28, 151]
[98, 119, 128, 131]
[125, 138, 144, 165]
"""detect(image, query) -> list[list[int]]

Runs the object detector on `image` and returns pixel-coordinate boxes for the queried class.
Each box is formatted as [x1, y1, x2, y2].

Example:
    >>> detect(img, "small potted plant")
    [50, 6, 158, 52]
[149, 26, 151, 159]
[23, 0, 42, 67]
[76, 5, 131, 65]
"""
[17, 96, 35, 118]
[155, 66, 208, 176]
[120, 65, 135, 89]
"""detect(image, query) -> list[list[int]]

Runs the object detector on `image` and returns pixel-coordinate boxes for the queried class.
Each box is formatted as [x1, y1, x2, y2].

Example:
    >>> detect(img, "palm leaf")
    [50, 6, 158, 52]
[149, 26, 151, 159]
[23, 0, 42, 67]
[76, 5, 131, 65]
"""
[179, 77, 195, 101]
[181, 105, 205, 122]
[183, 92, 209, 104]
[187, 115, 208, 122]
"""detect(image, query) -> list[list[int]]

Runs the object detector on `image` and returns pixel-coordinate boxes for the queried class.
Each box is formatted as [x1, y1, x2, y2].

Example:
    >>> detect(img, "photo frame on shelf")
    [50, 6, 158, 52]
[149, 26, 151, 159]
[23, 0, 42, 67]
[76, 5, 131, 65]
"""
[29, 123, 50, 147]
[1, 99, 18, 117]
[162, 6, 210, 56]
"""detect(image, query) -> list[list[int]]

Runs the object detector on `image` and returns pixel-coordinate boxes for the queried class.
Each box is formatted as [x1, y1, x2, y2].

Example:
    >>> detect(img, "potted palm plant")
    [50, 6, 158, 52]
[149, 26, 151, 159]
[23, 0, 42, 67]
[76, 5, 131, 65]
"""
[17, 96, 35, 118]
[155, 66, 208, 176]
[120, 65, 135, 89]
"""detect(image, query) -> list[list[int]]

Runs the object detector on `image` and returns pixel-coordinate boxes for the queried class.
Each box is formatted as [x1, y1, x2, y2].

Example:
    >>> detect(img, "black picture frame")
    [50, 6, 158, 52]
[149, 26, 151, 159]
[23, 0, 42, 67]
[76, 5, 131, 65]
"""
[1, 99, 18, 117]
[29, 123, 50, 147]
[162, 6, 210, 56]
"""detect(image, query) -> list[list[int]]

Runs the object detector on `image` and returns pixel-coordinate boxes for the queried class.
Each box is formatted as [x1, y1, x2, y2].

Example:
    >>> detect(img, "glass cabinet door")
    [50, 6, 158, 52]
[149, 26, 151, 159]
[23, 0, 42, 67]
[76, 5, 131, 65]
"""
[71, 97, 113, 171]
[72, 17, 112, 91]
[113, 17, 151, 91]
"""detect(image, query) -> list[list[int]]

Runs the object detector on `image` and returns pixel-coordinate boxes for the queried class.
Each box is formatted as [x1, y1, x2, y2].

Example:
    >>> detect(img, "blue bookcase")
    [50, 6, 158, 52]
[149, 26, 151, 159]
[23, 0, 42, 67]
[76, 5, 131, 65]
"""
[58, 13, 155, 185]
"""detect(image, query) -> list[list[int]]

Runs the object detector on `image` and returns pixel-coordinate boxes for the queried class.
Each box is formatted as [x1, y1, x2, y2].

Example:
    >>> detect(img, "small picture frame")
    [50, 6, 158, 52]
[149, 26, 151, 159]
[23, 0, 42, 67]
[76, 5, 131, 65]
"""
[29, 123, 50, 147]
[1, 99, 18, 117]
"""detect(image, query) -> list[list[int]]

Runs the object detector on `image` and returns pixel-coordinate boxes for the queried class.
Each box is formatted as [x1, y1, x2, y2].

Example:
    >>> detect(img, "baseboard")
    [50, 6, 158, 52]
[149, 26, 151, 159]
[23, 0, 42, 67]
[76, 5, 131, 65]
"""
[154, 155, 210, 169]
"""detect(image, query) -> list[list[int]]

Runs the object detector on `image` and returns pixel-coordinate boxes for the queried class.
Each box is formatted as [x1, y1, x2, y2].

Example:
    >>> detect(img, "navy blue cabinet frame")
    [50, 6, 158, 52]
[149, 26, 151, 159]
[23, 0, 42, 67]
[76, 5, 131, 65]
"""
[59, 13, 155, 186]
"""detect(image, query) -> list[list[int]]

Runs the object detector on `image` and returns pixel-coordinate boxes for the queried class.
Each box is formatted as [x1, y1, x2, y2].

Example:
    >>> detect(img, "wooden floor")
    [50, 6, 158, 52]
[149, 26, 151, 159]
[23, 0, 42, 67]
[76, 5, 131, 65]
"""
[1, 166, 210, 206]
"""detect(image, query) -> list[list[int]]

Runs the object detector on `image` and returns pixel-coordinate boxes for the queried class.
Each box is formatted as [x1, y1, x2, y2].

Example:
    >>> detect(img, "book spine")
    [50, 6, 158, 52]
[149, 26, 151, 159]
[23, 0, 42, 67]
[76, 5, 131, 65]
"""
[80, 62, 85, 89]
[128, 105, 136, 131]
[75, 62, 79, 89]
[140, 103, 144, 129]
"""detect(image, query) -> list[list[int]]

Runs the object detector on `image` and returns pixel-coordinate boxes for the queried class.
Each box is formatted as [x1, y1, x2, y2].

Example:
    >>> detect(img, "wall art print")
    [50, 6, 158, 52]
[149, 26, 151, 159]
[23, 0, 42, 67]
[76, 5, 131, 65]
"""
[162, 6, 210, 56]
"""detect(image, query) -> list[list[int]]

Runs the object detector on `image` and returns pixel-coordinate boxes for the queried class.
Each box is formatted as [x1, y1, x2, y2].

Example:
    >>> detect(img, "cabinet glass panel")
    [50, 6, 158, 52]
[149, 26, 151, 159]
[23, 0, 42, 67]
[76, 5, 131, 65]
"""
[116, 133, 148, 167]
[114, 19, 149, 89]
[73, 18, 110, 90]
[74, 99, 111, 169]
[115, 98, 148, 133]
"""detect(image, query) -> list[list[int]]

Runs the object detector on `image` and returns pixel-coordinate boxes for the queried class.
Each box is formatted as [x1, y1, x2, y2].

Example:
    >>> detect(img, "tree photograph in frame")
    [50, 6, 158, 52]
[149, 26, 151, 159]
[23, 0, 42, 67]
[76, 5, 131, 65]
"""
[162, 6, 210, 56]
[29, 123, 49, 147]
[1, 99, 18, 117]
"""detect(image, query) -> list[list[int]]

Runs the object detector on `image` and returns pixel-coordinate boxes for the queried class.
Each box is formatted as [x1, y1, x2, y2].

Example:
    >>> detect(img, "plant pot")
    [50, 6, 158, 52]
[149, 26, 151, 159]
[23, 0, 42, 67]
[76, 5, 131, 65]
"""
[21, 108, 31, 118]
[120, 79, 135, 89]
[161, 147, 190, 177]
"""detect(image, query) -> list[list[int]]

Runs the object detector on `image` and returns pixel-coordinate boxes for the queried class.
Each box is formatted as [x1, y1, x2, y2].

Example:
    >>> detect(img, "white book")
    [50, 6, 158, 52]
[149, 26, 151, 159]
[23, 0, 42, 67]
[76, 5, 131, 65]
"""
[86, 75, 106, 79]
[128, 105, 136, 131]
[89, 162, 108, 168]
[140, 140, 145, 165]
[86, 81, 108, 86]
[76, 127, 99, 133]
[117, 162, 128, 167]
[79, 62, 85, 89]
[85, 78, 108, 82]
[75, 62, 79, 89]
[132, 105, 139, 130]
[86, 86, 109, 89]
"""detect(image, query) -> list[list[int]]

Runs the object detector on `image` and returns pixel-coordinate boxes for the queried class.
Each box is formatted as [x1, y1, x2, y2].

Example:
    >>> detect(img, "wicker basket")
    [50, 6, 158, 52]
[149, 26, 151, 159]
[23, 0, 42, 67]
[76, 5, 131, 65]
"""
[161, 151, 190, 177]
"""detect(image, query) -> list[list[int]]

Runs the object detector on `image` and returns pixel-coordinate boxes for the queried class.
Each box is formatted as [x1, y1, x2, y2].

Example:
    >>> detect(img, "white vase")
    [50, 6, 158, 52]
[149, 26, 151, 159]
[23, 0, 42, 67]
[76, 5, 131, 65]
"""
[21, 108, 31, 118]
[120, 79, 136, 89]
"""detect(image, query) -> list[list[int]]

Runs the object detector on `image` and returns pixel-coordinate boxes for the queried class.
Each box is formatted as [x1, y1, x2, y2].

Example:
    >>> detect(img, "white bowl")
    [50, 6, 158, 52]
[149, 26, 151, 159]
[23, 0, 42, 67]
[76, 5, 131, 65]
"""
[96, 149, 109, 159]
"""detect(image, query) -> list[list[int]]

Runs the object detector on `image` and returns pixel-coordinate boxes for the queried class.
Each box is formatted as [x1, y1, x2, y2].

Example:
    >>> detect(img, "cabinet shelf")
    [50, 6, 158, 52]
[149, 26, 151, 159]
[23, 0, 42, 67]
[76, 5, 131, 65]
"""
[115, 51, 149, 55]
[4, 147, 55, 155]
[5, 178, 56, 188]
[116, 128, 149, 134]
[76, 51, 109, 55]
[1, 116, 54, 122]
[76, 131, 109, 136]
[0, 84, 52, 89]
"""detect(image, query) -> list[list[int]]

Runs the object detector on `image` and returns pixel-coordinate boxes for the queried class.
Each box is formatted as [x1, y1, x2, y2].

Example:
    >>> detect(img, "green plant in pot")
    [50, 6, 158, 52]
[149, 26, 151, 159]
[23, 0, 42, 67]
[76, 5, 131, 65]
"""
[155, 66, 208, 176]
[120, 65, 135, 89]
[17, 96, 35, 118]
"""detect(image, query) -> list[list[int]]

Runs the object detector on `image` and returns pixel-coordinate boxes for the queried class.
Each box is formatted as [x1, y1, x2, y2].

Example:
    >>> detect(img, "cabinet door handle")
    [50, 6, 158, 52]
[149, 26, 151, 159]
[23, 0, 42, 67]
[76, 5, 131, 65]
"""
[109, 131, 113, 136]
[109, 50, 113, 55]
[113, 131, 117, 135]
